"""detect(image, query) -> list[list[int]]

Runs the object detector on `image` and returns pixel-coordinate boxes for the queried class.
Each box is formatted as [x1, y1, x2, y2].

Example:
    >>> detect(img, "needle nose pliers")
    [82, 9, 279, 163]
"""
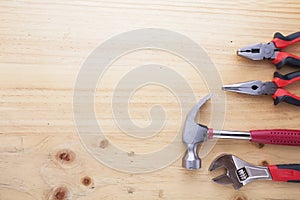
[237, 32, 300, 69]
[222, 71, 300, 106]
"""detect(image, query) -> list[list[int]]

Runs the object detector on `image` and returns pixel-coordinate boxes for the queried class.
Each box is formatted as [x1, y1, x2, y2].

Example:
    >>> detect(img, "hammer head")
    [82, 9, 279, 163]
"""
[182, 94, 212, 169]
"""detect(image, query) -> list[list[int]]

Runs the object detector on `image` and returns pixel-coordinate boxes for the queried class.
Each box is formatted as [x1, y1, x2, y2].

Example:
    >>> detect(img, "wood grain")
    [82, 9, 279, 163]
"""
[1, 0, 300, 199]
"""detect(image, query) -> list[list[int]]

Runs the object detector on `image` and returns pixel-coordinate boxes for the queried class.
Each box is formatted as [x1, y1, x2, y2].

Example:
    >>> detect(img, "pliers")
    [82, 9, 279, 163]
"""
[237, 32, 300, 69]
[222, 71, 300, 106]
[209, 154, 300, 190]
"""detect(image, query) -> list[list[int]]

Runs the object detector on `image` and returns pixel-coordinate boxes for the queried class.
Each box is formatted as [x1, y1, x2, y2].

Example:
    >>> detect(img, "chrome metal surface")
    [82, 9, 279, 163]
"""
[222, 80, 264, 95]
[222, 81, 277, 96]
[209, 154, 272, 190]
[237, 42, 277, 60]
[212, 130, 251, 140]
[182, 94, 212, 169]
[232, 155, 272, 186]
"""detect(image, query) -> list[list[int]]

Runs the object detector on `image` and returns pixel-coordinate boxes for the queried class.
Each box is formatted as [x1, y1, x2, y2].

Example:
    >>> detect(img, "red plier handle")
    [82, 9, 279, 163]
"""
[271, 71, 300, 106]
[271, 32, 300, 69]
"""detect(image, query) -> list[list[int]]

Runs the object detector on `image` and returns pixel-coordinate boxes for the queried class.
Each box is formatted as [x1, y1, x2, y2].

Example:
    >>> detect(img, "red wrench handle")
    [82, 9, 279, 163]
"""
[250, 129, 300, 145]
[268, 164, 300, 182]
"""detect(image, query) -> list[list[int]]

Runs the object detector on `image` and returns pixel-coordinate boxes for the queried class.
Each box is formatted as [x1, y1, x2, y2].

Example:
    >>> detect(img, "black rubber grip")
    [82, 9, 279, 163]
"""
[276, 56, 300, 69]
[288, 180, 300, 183]
[274, 95, 300, 106]
[277, 164, 300, 171]
[274, 71, 300, 80]
[273, 71, 300, 106]
[274, 32, 300, 41]
[269, 164, 300, 182]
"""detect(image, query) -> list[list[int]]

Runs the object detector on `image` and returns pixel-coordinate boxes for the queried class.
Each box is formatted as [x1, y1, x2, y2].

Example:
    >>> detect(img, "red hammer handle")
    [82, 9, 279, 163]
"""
[250, 129, 300, 146]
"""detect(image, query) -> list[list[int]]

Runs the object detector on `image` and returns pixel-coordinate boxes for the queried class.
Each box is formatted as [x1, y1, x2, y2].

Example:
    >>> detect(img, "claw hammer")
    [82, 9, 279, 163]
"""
[182, 94, 300, 169]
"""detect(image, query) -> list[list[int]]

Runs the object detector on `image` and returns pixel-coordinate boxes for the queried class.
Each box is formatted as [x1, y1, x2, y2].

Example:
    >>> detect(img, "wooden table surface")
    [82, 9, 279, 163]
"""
[1, 0, 300, 199]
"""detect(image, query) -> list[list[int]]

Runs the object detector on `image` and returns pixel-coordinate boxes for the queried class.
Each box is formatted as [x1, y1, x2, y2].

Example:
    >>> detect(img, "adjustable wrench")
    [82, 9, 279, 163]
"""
[209, 154, 300, 190]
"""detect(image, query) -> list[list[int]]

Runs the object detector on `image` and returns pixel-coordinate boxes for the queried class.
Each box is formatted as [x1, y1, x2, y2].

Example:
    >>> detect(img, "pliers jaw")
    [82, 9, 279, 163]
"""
[222, 81, 277, 96]
[237, 42, 277, 60]
[222, 80, 264, 96]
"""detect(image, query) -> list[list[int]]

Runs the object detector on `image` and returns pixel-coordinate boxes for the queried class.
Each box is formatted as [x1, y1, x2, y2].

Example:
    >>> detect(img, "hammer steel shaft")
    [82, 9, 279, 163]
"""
[210, 129, 251, 140]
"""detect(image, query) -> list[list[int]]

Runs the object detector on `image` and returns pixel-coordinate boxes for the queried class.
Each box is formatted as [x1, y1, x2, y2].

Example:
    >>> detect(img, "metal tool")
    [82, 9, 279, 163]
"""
[209, 154, 300, 190]
[182, 94, 300, 170]
[222, 71, 300, 106]
[237, 31, 300, 69]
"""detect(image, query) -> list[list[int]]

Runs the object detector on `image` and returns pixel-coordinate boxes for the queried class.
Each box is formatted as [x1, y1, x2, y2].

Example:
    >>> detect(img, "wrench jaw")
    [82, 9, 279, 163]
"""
[211, 174, 232, 185]
[209, 154, 244, 190]
[209, 154, 272, 190]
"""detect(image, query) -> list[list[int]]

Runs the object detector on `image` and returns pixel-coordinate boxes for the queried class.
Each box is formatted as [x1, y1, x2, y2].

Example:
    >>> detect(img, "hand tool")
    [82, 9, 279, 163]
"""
[237, 31, 300, 69]
[209, 154, 300, 190]
[222, 71, 300, 106]
[182, 94, 300, 170]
